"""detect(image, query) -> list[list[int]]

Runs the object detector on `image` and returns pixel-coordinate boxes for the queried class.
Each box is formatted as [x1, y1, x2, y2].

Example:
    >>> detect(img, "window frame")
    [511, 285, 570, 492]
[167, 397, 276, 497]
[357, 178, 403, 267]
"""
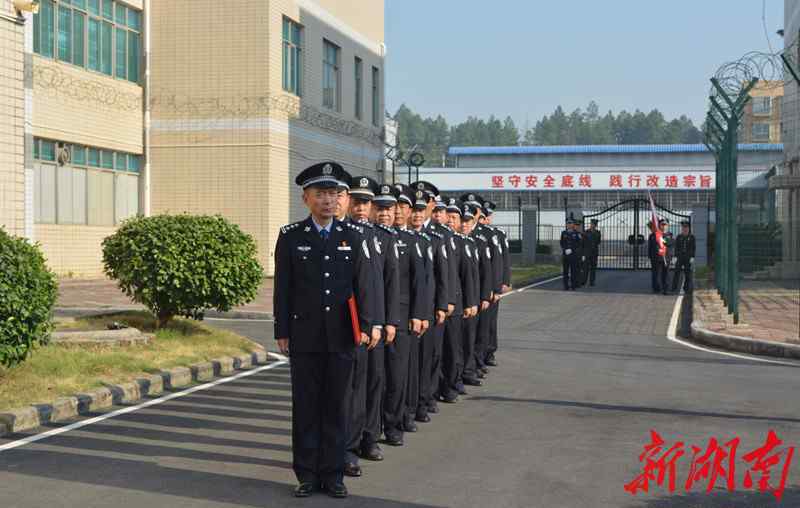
[282, 16, 303, 96]
[322, 39, 341, 111]
[751, 122, 771, 142]
[354, 56, 363, 120]
[371, 65, 380, 127]
[751, 96, 772, 116]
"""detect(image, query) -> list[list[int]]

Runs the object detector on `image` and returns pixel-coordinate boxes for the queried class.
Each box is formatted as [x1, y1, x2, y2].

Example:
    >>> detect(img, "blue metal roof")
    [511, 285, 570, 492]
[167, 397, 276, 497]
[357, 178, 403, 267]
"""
[448, 144, 784, 156]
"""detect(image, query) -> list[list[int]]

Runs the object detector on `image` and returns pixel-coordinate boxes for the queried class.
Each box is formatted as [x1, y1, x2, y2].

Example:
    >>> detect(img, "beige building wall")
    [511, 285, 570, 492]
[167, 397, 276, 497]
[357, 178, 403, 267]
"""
[742, 81, 783, 144]
[0, 1, 26, 238]
[150, 0, 385, 275]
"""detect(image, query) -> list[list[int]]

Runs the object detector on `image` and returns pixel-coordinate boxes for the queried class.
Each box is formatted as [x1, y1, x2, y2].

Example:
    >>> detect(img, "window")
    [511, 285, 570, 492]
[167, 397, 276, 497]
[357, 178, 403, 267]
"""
[33, 137, 141, 225]
[282, 17, 302, 95]
[322, 40, 340, 110]
[752, 123, 770, 142]
[354, 57, 363, 120]
[33, 0, 141, 83]
[752, 96, 772, 115]
[371, 66, 380, 127]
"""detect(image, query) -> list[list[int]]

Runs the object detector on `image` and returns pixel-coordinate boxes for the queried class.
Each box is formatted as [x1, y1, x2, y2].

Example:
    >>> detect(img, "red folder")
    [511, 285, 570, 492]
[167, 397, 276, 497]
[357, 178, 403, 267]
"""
[348, 296, 362, 345]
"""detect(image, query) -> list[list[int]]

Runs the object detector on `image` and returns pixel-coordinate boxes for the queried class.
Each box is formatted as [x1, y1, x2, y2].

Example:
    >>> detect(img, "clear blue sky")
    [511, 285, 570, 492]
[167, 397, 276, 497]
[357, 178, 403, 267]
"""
[385, 0, 784, 130]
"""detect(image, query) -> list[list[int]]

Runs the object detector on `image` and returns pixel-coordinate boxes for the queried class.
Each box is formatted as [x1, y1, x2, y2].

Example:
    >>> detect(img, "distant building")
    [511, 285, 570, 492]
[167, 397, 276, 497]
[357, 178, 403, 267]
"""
[741, 80, 783, 144]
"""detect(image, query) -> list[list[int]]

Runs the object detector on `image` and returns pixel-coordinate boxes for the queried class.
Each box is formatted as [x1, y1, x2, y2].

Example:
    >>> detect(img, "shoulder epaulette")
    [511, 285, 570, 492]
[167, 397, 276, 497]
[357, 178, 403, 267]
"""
[477, 234, 487, 242]
[359, 221, 375, 229]
[429, 230, 443, 239]
[376, 223, 397, 235]
[465, 236, 475, 243]
[441, 224, 453, 233]
[420, 232, 431, 241]
[280, 221, 302, 235]
[399, 228, 416, 236]
[344, 222, 363, 234]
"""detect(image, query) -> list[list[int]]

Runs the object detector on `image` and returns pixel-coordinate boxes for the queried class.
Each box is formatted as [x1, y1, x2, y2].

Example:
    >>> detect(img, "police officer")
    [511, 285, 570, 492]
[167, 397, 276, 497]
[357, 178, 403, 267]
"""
[459, 202, 490, 388]
[439, 197, 477, 402]
[480, 200, 511, 367]
[274, 161, 377, 499]
[671, 220, 695, 293]
[380, 184, 426, 445]
[648, 218, 674, 295]
[583, 219, 602, 286]
[338, 178, 382, 478]
[560, 219, 581, 290]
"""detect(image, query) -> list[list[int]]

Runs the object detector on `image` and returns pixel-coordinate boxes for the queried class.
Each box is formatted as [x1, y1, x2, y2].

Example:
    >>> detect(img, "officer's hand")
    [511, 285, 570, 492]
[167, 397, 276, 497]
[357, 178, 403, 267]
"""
[582, 256, 586, 261]
[436, 310, 446, 325]
[565, 249, 572, 255]
[447, 304, 455, 316]
[360, 332, 370, 346]
[385, 325, 397, 345]
[276, 338, 289, 355]
[492, 293, 501, 303]
[501, 284, 511, 294]
[367, 328, 381, 350]
[690, 257, 695, 265]
[421, 320, 430, 334]
[470, 305, 478, 317]
[410, 318, 422, 335]
[480, 300, 490, 311]
[462, 308, 470, 318]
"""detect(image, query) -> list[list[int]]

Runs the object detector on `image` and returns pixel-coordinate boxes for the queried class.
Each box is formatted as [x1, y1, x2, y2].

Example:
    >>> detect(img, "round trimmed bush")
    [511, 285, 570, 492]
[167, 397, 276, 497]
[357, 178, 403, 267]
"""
[102, 214, 264, 328]
[0, 228, 58, 368]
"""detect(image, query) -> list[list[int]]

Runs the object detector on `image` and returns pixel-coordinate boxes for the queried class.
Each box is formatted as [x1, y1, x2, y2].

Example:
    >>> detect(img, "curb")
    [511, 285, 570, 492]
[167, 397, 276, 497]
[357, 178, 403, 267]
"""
[54, 307, 273, 321]
[0, 348, 271, 438]
[51, 328, 151, 346]
[511, 272, 563, 289]
[690, 320, 800, 360]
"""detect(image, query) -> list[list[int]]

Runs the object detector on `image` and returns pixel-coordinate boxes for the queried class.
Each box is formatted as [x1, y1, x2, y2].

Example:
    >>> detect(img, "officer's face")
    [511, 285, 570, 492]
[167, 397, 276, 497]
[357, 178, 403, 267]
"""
[375, 204, 395, 226]
[410, 207, 427, 228]
[660, 223, 669, 233]
[431, 208, 447, 224]
[335, 190, 350, 219]
[447, 212, 461, 231]
[461, 217, 475, 234]
[682, 225, 690, 235]
[349, 197, 372, 222]
[303, 187, 338, 218]
[395, 203, 411, 226]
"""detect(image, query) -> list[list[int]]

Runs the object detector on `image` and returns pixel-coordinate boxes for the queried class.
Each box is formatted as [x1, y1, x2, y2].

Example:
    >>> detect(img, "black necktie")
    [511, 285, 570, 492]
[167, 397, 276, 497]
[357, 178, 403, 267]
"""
[320, 228, 329, 242]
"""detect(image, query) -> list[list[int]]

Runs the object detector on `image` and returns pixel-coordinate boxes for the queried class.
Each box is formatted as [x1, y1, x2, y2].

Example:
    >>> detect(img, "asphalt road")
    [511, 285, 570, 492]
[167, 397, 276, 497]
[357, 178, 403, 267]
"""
[2, 272, 800, 507]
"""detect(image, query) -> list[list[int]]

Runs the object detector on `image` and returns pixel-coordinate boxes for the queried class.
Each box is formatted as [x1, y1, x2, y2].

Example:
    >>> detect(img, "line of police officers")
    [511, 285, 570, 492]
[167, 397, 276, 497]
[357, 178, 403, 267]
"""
[274, 161, 512, 499]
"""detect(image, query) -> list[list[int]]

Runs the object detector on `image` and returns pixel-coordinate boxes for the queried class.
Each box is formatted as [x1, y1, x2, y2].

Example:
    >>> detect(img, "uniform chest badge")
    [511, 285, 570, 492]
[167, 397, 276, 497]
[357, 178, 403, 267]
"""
[373, 235, 382, 254]
[297, 246, 311, 251]
[394, 243, 400, 259]
[450, 238, 456, 251]
[486, 247, 492, 259]
[416, 243, 423, 258]
[336, 226, 343, 232]
[441, 244, 448, 259]
[362, 239, 371, 259]
[427, 246, 434, 261]
[338, 241, 351, 251]
[465, 245, 472, 258]
[304, 226, 311, 232]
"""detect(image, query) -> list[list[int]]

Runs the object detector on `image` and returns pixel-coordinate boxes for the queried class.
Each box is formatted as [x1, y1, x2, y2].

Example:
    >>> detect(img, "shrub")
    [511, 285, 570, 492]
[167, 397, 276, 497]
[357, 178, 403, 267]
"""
[102, 214, 264, 328]
[0, 228, 58, 368]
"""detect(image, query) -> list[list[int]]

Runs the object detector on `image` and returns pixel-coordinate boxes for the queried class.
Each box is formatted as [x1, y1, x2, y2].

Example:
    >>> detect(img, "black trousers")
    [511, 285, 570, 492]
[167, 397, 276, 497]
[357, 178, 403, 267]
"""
[462, 315, 479, 380]
[562, 254, 578, 289]
[345, 345, 368, 464]
[384, 329, 411, 438]
[290, 351, 354, 485]
[441, 314, 463, 398]
[475, 309, 491, 370]
[362, 343, 385, 447]
[671, 257, 693, 292]
[650, 258, 668, 292]
[584, 254, 598, 285]
[405, 332, 420, 420]
[486, 301, 499, 360]
[418, 322, 443, 416]
[430, 319, 444, 401]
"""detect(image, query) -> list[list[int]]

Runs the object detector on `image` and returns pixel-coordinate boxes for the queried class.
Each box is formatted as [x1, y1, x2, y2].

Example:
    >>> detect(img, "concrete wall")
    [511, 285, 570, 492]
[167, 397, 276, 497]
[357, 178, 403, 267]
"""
[0, 1, 26, 237]
[149, 0, 385, 275]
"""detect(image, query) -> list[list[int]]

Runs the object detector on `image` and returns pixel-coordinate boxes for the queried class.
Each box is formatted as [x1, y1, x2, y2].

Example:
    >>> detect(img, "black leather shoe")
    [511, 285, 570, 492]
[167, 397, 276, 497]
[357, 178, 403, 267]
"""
[361, 443, 384, 461]
[294, 482, 316, 498]
[403, 416, 418, 433]
[440, 392, 458, 403]
[428, 400, 439, 413]
[384, 433, 404, 446]
[415, 412, 431, 423]
[463, 377, 483, 386]
[476, 371, 485, 379]
[479, 366, 490, 374]
[485, 357, 498, 367]
[456, 383, 467, 395]
[324, 482, 348, 498]
[343, 463, 361, 477]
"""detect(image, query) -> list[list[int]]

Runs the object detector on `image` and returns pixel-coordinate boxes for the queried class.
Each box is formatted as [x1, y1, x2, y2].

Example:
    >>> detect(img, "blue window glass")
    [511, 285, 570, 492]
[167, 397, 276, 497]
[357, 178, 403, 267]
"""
[115, 2, 126, 25]
[73, 11, 85, 67]
[115, 27, 126, 78]
[33, 139, 39, 160]
[102, 0, 113, 20]
[127, 155, 141, 173]
[88, 0, 99, 15]
[88, 148, 100, 167]
[128, 10, 141, 31]
[72, 145, 86, 165]
[101, 21, 112, 75]
[41, 140, 56, 161]
[101, 150, 114, 169]
[88, 18, 100, 71]
[128, 31, 139, 83]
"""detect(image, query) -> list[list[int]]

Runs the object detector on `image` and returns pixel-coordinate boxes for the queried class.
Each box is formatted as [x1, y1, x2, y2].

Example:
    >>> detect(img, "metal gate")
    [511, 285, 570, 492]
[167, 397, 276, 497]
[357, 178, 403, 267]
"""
[582, 198, 691, 270]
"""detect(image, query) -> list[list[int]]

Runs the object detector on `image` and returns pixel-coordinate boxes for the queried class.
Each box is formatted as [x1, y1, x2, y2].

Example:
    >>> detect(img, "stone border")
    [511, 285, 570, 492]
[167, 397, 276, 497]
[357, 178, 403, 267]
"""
[54, 307, 273, 321]
[0, 349, 272, 437]
[51, 328, 151, 346]
[689, 292, 800, 360]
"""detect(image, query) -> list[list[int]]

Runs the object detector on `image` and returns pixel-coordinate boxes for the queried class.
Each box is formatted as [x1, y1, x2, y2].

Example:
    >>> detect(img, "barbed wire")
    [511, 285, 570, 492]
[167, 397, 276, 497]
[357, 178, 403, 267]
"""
[33, 65, 141, 112]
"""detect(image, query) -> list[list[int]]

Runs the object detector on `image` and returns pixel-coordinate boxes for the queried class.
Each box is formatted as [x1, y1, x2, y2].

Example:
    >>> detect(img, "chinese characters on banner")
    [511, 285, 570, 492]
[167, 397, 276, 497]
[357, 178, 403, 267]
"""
[624, 430, 795, 501]
[486, 172, 715, 190]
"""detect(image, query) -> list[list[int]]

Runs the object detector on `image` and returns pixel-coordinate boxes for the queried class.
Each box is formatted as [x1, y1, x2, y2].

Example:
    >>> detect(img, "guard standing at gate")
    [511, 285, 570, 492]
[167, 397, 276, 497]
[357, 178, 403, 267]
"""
[671, 220, 695, 293]
[382, 184, 425, 445]
[583, 219, 602, 286]
[648, 217, 674, 295]
[274, 161, 377, 499]
[560, 219, 581, 290]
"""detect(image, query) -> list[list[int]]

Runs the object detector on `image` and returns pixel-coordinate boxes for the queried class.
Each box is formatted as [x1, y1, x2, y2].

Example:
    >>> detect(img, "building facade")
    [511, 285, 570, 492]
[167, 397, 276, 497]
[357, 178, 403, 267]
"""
[149, 0, 386, 275]
[741, 80, 783, 144]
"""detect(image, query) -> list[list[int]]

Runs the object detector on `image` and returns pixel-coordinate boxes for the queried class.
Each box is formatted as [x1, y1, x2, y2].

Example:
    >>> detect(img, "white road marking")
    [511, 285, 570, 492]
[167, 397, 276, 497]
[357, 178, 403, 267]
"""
[665, 294, 799, 367]
[204, 317, 274, 323]
[0, 353, 289, 453]
[502, 275, 564, 297]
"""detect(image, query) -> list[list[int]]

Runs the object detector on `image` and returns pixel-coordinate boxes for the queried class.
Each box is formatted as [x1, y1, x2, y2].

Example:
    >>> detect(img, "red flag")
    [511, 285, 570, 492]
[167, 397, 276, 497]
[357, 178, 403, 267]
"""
[348, 296, 362, 346]
[648, 191, 666, 258]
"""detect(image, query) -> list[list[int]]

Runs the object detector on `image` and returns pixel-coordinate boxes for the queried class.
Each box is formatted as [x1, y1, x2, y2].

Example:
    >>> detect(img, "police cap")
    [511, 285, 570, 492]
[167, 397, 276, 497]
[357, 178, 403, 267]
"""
[296, 161, 351, 189]
[394, 183, 414, 206]
[373, 183, 399, 207]
[460, 193, 484, 207]
[349, 175, 379, 201]
[410, 181, 439, 201]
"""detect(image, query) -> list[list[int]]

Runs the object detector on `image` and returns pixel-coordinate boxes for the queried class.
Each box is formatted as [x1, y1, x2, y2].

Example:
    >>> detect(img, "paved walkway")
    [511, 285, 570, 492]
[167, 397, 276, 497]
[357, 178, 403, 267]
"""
[694, 279, 800, 342]
[57, 278, 274, 314]
[6, 272, 800, 507]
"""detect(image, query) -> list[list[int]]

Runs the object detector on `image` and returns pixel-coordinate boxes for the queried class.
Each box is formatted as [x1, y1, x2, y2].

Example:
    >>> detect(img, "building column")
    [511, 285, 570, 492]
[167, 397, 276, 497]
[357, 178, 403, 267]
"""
[23, 9, 33, 241]
[690, 205, 709, 267]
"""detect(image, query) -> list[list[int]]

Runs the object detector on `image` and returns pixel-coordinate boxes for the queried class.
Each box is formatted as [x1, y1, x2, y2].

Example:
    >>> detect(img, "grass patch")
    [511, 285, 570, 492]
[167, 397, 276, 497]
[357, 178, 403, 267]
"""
[0, 312, 259, 411]
[511, 264, 562, 286]
[54, 311, 157, 332]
